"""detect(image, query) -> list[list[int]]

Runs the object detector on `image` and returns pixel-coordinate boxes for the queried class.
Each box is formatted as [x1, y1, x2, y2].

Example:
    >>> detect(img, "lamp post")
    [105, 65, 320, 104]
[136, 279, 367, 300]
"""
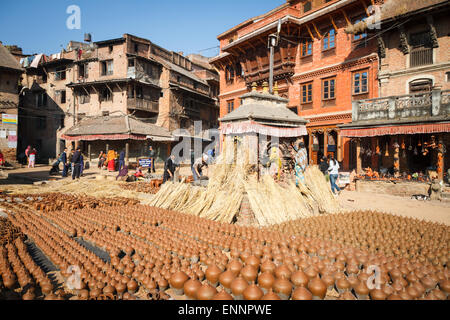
[268, 19, 281, 95]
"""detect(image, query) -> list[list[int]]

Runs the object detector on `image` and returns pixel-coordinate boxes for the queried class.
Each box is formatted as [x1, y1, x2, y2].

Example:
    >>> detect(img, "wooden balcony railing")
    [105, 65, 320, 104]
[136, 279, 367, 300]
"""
[127, 98, 159, 113]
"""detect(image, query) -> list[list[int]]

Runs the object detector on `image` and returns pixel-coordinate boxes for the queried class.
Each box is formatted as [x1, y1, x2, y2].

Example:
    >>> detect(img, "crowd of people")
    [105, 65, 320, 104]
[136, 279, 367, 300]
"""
[56, 147, 85, 180]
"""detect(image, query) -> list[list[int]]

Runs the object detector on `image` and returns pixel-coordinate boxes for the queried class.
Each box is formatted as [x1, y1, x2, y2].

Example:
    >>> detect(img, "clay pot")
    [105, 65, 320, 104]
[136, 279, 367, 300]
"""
[261, 289, 281, 300]
[308, 277, 327, 300]
[354, 280, 370, 300]
[127, 279, 138, 294]
[183, 279, 202, 300]
[169, 271, 189, 295]
[240, 265, 258, 283]
[260, 260, 276, 274]
[227, 259, 242, 276]
[219, 270, 236, 293]
[245, 256, 260, 270]
[273, 278, 293, 300]
[205, 265, 222, 287]
[243, 284, 264, 300]
[212, 290, 234, 300]
[335, 277, 351, 294]
[230, 277, 248, 300]
[275, 265, 292, 280]
[258, 272, 275, 294]
[369, 289, 387, 300]
[292, 287, 313, 300]
[197, 284, 217, 301]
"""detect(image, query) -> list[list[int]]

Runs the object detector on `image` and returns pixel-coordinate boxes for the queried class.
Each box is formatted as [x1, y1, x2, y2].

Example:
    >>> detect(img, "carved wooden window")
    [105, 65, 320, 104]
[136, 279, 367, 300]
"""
[323, 29, 336, 50]
[410, 31, 433, 68]
[322, 77, 336, 100]
[301, 82, 313, 103]
[225, 65, 235, 83]
[353, 71, 368, 94]
[409, 78, 432, 94]
[301, 38, 313, 57]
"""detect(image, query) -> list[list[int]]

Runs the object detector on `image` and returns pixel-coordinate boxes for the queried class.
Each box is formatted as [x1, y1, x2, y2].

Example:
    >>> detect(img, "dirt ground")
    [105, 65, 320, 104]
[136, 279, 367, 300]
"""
[1, 165, 449, 226]
[338, 190, 450, 225]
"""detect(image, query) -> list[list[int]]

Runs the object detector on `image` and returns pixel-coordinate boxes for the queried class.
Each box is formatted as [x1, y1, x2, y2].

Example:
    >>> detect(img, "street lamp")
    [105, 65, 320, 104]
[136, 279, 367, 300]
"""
[268, 19, 281, 94]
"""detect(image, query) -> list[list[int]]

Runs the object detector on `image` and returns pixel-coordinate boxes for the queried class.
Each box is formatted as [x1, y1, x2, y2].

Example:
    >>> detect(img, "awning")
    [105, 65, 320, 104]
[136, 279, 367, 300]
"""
[61, 134, 147, 142]
[341, 122, 450, 138]
[221, 120, 307, 137]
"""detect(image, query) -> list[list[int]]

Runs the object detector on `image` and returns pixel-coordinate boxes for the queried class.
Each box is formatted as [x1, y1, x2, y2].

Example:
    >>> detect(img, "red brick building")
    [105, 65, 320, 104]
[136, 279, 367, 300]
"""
[211, 0, 381, 170]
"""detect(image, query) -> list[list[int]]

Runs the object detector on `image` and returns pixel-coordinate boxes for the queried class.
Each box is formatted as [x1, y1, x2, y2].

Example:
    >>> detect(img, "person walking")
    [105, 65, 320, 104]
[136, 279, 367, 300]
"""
[28, 148, 37, 168]
[148, 146, 156, 174]
[119, 149, 125, 172]
[163, 154, 176, 183]
[328, 155, 341, 195]
[61, 148, 68, 177]
[68, 149, 75, 174]
[72, 147, 82, 180]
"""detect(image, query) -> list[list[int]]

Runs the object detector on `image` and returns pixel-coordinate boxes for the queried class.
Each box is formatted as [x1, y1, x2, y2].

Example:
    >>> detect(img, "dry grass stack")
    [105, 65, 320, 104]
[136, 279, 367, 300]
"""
[149, 141, 340, 226]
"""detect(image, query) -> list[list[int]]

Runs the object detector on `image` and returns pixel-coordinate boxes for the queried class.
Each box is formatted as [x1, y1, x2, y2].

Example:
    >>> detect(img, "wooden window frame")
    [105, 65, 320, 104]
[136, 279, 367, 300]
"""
[101, 60, 113, 76]
[322, 28, 336, 51]
[352, 70, 369, 95]
[227, 100, 234, 114]
[300, 38, 313, 57]
[322, 77, 336, 100]
[301, 82, 313, 104]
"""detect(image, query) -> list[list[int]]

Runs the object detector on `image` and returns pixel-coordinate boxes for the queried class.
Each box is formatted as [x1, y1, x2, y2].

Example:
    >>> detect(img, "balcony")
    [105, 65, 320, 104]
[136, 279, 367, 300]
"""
[352, 89, 450, 122]
[127, 98, 159, 113]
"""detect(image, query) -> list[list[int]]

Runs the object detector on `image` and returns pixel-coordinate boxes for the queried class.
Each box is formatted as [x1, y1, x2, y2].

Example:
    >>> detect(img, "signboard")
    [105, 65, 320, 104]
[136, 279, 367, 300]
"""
[338, 172, 351, 187]
[0, 130, 6, 138]
[138, 158, 152, 168]
[2, 114, 18, 125]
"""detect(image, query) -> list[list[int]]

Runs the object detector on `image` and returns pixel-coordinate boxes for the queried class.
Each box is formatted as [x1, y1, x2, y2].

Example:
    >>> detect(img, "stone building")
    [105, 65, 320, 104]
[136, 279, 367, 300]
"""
[340, 0, 449, 181]
[0, 42, 23, 165]
[211, 0, 381, 170]
[19, 34, 219, 163]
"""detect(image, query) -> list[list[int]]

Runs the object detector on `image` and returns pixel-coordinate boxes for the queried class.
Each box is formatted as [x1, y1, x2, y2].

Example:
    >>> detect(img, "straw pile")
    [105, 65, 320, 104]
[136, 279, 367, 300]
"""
[149, 142, 340, 226]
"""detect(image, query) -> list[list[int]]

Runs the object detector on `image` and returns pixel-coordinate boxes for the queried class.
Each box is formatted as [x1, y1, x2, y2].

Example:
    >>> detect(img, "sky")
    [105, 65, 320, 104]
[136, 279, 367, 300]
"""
[0, 0, 284, 57]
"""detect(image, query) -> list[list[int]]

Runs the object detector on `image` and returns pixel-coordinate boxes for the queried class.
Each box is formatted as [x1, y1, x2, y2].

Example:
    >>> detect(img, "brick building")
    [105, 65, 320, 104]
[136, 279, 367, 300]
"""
[211, 0, 381, 170]
[341, 0, 450, 181]
[0, 42, 23, 165]
[19, 34, 219, 163]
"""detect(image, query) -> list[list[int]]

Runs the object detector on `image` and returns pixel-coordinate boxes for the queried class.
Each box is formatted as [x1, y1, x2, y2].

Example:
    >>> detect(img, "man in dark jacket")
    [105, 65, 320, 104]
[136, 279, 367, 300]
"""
[163, 155, 176, 183]
[319, 156, 329, 175]
[148, 146, 156, 173]
[119, 149, 125, 172]
[61, 148, 68, 177]
[72, 147, 82, 180]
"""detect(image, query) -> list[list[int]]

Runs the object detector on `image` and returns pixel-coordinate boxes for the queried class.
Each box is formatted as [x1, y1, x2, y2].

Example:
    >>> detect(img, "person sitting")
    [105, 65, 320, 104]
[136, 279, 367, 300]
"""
[134, 166, 145, 179]
[98, 151, 106, 169]
[116, 166, 129, 181]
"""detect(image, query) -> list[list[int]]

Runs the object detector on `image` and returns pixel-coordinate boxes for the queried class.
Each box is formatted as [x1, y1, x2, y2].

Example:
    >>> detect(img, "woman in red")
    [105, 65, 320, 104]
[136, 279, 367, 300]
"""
[0, 150, 4, 166]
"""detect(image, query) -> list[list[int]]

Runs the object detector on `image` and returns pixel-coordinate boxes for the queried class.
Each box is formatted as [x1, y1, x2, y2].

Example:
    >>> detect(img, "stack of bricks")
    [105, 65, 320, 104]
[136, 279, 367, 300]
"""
[235, 194, 257, 226]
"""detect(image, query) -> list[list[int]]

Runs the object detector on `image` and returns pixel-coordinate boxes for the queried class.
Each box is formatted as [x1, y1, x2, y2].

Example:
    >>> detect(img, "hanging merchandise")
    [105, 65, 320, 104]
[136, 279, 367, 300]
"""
[430, 135, 436, 148]
[376, 138, 381, 155]
[414, 147, 418, 156]
[402, 149, 407, 158]
[418, 139, 422, 147]
[408, 136, 413, 151]
[385, 142, 389, 157]
[401, 137, 406, 150]
[393, 142, 400, 149]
